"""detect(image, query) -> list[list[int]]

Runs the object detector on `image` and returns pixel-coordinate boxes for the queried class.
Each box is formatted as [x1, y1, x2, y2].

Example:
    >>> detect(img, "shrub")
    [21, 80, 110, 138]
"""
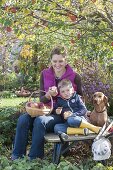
[0, 91, 16, 98]
[75, 60, 113, 114]
[0, 107, 21, 147]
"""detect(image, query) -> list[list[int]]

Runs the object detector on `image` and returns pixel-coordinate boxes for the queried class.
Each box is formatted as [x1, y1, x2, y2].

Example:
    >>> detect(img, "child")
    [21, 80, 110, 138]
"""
[54, 79, 101, 134]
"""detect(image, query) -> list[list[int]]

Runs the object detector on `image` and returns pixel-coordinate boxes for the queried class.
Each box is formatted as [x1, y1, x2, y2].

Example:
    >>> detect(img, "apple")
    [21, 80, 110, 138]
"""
[71, 39, 75, 44]
[111, 42, 113, 46]
[10, 7, 17, 13]
[6, 26, 12, 32]
[27, 103, 31, 107]
[67, 12, 77, 22]
[30, 103, 36, 108]
[32, 0, 36, 4]
[38, 102, 45, 109]
[34, 103, 39, 108]
[77, 33, 81, 39]
[44, 104, 51, 109]
[92, 0, 96, 2]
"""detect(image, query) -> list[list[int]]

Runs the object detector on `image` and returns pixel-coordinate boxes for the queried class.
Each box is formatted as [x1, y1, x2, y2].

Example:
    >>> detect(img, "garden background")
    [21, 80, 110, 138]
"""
[0, 0, 113, 169]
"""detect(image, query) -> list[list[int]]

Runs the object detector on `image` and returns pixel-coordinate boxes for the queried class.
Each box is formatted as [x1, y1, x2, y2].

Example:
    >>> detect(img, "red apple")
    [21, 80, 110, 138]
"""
[30, 103, 36, 108]
[44, 104, 51, 109]
[34, 103, 39, 108]
[67, 12, 77, 22]
[71, 39, 75, 44]
[27, 103, 31, 107]
[38, 102, 45, 109]
[6, 26, 12, 32]
[10, 7, 17, 13]
[111, 42, 113, 46]
[77, 33, 81, 40]
[32, 0, 36, 4]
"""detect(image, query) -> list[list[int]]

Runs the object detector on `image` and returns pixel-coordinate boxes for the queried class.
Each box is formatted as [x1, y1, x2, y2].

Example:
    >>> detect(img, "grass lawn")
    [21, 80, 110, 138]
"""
[0, 97, 29, 107]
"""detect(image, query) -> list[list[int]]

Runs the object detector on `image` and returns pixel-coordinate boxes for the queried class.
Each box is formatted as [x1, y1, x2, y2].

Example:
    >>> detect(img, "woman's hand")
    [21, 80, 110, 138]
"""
[48, 86, 58, 97]
[45, 86, 58, 99]
[56, 107, 63, 114]
[64, 111, 73, 120]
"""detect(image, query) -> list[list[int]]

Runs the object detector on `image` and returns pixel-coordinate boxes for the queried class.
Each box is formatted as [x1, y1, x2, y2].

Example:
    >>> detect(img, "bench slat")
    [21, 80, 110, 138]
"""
[44, 133, 97, 143]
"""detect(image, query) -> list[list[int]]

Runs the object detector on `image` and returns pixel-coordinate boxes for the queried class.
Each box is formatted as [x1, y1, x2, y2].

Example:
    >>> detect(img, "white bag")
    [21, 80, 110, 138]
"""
[92, 122, 113, 161]
[92, 137, 111, 161]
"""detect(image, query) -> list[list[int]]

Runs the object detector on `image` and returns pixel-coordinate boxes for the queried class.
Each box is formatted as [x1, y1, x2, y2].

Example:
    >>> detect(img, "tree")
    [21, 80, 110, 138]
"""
[0, 0, 113, 89]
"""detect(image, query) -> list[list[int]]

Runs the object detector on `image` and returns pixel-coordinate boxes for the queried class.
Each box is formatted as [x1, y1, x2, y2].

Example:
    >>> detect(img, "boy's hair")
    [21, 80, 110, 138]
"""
[50, 46, 67, 58]
[58, 79, 73, 90]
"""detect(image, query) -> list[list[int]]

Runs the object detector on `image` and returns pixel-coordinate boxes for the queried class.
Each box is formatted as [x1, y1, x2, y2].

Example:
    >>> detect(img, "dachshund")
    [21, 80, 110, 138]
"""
[87, 92, 109, 127]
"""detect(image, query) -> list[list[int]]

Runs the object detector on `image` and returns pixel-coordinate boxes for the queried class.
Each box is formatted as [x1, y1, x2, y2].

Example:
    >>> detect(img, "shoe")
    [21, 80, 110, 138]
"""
[11, 155, 19, 161]
[11, 154, 24, 161]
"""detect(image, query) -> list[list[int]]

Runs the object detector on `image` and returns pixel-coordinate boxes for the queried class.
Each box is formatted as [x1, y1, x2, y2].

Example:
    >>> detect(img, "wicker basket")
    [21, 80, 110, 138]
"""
[26, 91, 53, 117]
[15, 91, 31, 97]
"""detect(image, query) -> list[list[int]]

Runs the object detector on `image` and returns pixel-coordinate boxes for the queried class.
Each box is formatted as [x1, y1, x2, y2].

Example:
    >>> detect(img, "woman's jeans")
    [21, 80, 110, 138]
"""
[12, 113, 63, 160]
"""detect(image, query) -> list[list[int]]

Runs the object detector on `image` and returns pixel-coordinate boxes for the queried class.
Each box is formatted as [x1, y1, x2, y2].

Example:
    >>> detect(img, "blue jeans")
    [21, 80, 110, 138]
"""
[54, 116, 85, 134]
[12, 113, 63, 160]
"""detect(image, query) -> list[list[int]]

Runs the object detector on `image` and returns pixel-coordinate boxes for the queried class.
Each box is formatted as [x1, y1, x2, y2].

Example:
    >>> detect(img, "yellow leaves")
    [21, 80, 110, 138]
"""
[23, 9, 31, 15]
[44, 26, 49, 31]
[18, 34, 25, 39]
[20, 44, 34, 59]
[91, 0, 106, 16]
[19, 62, 26, 70]
[80, 0, 104, 16]
[64, 0, 71, 7]
[79, 0, 84, 4]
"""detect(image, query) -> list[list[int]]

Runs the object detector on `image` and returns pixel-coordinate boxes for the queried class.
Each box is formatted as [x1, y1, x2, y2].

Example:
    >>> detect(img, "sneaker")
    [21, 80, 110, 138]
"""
[11, 155, 19, 161]
[11, 154, 24, 161]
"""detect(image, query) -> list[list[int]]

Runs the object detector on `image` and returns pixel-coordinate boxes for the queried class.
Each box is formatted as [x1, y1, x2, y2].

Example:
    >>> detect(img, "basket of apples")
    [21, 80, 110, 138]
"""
[15, 87, 31, 97]
[26, 91, 53, 117]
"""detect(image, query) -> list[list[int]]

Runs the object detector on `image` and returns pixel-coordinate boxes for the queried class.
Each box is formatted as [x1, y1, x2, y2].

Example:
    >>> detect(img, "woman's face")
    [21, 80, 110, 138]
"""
[51, 54, 67, 74]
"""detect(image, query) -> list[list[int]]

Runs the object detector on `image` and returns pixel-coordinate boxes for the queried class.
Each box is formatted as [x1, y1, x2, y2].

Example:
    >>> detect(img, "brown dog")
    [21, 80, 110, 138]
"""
[87, 92, 109, 127]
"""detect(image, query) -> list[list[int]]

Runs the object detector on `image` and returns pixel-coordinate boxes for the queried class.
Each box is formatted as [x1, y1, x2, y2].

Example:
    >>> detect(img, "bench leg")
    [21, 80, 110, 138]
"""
[52, 141, 79, 164]
[52, 143, 62, 164]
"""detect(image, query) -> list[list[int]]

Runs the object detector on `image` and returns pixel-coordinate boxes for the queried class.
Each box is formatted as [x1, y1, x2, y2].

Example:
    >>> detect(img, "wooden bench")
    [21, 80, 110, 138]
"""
[44, 133, 97, 164]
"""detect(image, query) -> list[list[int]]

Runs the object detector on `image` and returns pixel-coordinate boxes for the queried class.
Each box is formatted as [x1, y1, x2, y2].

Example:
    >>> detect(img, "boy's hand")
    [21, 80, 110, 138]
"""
[56, 107, 63, 114]
[64, 111, 73, 120]
[86, 111, 91, 117]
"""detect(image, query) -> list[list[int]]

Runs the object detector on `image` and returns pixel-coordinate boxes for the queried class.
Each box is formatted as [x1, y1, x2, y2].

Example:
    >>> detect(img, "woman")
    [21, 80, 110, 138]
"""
[11, 46, 83, 160]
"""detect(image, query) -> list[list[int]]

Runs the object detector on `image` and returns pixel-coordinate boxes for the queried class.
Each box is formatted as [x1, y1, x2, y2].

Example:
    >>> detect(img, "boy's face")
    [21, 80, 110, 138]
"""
[59, 86, 74, 99]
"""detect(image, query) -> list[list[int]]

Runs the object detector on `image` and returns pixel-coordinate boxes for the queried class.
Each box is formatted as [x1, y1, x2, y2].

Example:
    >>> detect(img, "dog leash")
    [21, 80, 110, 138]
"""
[102, 121, 113, 136]
[94, 121, 113, 141]
[94, 123, 107, 141]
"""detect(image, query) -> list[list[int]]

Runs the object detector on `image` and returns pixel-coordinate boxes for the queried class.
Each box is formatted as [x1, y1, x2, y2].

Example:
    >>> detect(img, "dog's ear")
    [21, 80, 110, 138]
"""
[104, 95, 109, 106]
[92, 94, 95, 105]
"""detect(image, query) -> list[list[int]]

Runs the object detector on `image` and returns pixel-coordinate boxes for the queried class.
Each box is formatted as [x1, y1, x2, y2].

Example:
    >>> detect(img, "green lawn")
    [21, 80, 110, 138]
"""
[0, 97, 29, 107]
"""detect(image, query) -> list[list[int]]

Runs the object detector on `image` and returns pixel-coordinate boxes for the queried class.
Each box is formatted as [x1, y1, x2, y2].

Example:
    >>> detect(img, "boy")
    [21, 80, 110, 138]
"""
[54, 79, 101, 134]
[55, 79, 87, 120]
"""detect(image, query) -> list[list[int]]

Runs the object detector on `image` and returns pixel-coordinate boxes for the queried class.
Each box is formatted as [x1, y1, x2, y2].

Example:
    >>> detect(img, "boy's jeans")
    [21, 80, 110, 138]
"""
[54, 115, 85, 134]
[12, 113, 63, 160]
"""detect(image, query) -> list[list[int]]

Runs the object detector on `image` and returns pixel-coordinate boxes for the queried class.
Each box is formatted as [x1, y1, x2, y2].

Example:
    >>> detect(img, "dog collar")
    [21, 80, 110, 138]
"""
[95, 108, 107, 113]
